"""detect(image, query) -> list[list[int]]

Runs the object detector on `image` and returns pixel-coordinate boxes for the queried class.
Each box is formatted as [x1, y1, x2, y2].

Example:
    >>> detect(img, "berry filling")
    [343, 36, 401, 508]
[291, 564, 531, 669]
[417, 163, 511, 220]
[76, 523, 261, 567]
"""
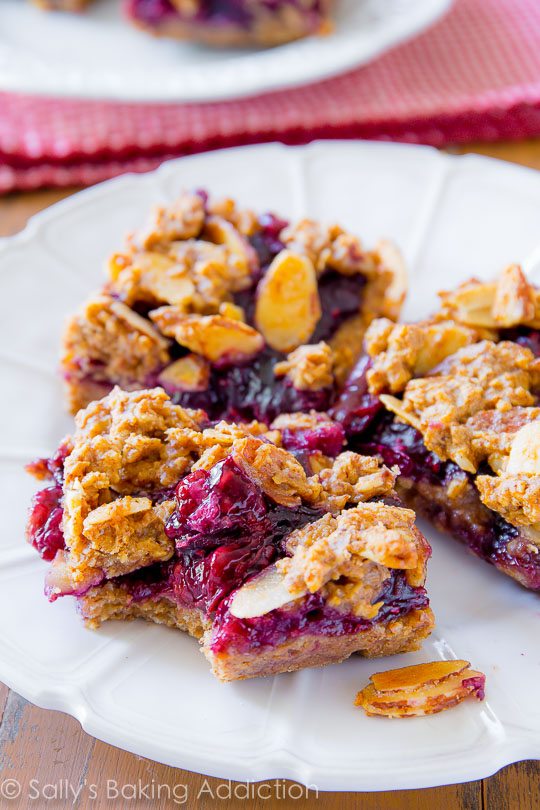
[126, 0, 326, 29]
[210, 571, 429, 654]
[26, 486, 65, 562]
[25, 444, 70, 561]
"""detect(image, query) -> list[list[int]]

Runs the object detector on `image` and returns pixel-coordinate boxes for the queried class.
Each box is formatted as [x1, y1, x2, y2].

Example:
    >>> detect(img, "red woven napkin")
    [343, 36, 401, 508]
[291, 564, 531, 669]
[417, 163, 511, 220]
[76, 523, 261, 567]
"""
[2, 0, 540, 193]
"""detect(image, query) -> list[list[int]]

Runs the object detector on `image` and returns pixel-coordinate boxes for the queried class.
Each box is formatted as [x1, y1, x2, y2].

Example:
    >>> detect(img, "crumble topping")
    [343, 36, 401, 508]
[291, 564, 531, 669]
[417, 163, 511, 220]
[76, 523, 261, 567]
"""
[476, 473, 540, 533]
[365, 318, 477, 394]
[274, 341, 334, 391]
[81, 496, 173, 576]
[355, 660, 485, 718]
[205, 196, 259, 237]
[276, 502, 420, 616]
[439, 264, 540, 329]
[316, 451, 396, 512]
[150, 309, 264, 365]
[134, 190, 205, 250]
[110, 244, 236, 312]
[232, 436, 321, 508]
[281, 220, 374, 277]
[63, 295, 171, 389]
[476, 421, 540, 535]
[379, 341, 540, 473]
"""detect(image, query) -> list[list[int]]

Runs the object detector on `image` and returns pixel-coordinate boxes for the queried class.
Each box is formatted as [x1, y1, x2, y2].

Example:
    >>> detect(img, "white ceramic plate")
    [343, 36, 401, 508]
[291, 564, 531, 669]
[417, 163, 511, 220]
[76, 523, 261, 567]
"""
[1, 142, 539, 791]
[0, 0, 451, 102]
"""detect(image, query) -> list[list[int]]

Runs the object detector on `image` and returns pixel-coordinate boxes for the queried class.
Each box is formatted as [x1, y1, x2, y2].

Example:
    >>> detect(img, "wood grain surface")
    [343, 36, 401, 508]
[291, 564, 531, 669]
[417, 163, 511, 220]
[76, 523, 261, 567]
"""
[1, 140, 539, 810]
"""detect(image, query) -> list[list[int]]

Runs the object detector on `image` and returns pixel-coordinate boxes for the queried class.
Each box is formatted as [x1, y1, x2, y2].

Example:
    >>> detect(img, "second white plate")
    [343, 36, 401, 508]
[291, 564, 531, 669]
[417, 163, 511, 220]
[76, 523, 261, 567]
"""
[0, 0, 451, 101]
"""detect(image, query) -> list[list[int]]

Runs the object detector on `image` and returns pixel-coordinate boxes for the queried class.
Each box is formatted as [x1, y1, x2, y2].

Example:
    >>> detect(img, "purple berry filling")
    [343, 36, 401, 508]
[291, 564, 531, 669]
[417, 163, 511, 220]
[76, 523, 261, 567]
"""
[210, 570, 429, 654]
[280, 420, 345, 458]
[330, 355, 383, 436]
[126, 0, 326, 29]
[170, 347, 333, 423]
[26, 486, 65, 562]
[26, 444, 70, 561]
[163, 456, 324, 612]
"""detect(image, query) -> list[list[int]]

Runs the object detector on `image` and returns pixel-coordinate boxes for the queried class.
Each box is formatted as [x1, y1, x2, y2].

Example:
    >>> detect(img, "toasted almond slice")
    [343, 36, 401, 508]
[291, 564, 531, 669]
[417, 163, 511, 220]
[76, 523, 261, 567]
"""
[109, 300, 171, 349]
[150, 309, 264, 365]
[83, 497, 152, 530]
[371, 660, 470, 692]
[255, 250, 322, 353]
[506, 421, 540, 475]
[219, 301, 246, 322]
[158, 355, 210, 393]
[229, 565, 300, 619]
[358, 671, 484, 717]
[355, 661, 485, 718]
[203, 215, 256, 286]
[379, 394, 422, 432]
[492, 264, 536, 327]
[440, 282, 498, 327]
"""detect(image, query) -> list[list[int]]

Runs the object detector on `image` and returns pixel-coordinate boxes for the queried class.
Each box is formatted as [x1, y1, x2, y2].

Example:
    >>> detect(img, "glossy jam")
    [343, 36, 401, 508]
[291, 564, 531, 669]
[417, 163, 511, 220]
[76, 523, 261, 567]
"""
[164, 456, 324, 612]
[26, 486, 65, 561]
[330, 355, 383, 437]
[126, 0, 325, 27]
[210, 570, 429, 653]
[25, 444, 69, 561]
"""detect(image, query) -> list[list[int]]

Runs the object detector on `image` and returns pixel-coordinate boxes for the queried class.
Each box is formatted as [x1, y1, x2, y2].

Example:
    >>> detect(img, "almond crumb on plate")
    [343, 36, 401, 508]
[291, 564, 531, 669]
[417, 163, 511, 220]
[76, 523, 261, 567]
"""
[355, 660, 486, 718]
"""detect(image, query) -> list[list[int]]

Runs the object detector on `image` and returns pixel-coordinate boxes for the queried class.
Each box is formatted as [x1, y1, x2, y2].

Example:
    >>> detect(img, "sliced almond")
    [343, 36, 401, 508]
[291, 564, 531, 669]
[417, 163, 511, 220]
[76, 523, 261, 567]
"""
[415, 323, 475, 377]
[229, 565, 300, 619]
[219, 301, 246, 322]
[371, 660, 470, 692]
[492, 264, 536, 327]
[150, 309, 264, 366]
[506, 421, 540, 474]
[158, 355, 210, 393]
[109, 300, 170, 349]
[203, 215, 256, 288]
[440, 282, 498, 328]
[255, 250, 321, 353]
[355, 660, 485, 718]
[379, 394, 422, 432]
[44, 550, 102, 600]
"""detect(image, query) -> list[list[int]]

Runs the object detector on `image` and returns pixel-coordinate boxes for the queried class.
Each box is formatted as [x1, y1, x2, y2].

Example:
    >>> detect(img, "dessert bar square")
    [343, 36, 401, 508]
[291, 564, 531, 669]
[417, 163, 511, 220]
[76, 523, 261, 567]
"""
[62, 189, 406, 421]
[336, 265, 540, 591]
[125, 0, 336, 47]
[26, 387, 433, 681]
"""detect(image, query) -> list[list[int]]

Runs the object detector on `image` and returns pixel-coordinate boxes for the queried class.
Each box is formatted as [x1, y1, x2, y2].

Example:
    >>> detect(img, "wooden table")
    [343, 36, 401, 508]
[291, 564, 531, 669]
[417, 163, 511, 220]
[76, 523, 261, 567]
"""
[1, 139, 539, 810]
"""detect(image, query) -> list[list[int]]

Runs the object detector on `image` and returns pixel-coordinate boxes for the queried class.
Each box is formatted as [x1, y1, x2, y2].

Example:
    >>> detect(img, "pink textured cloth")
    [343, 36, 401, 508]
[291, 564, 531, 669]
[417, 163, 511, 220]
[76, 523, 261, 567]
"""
[2, 0, 540, 193]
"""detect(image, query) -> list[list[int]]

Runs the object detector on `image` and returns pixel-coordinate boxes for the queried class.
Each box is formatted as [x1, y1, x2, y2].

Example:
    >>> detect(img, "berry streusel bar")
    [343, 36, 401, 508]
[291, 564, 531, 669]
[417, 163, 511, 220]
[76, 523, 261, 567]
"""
[26, 387, 433, 681]
[336, 265, 540, 591]
[125, 1, 335, 47]
[62, 190, 405, 420]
